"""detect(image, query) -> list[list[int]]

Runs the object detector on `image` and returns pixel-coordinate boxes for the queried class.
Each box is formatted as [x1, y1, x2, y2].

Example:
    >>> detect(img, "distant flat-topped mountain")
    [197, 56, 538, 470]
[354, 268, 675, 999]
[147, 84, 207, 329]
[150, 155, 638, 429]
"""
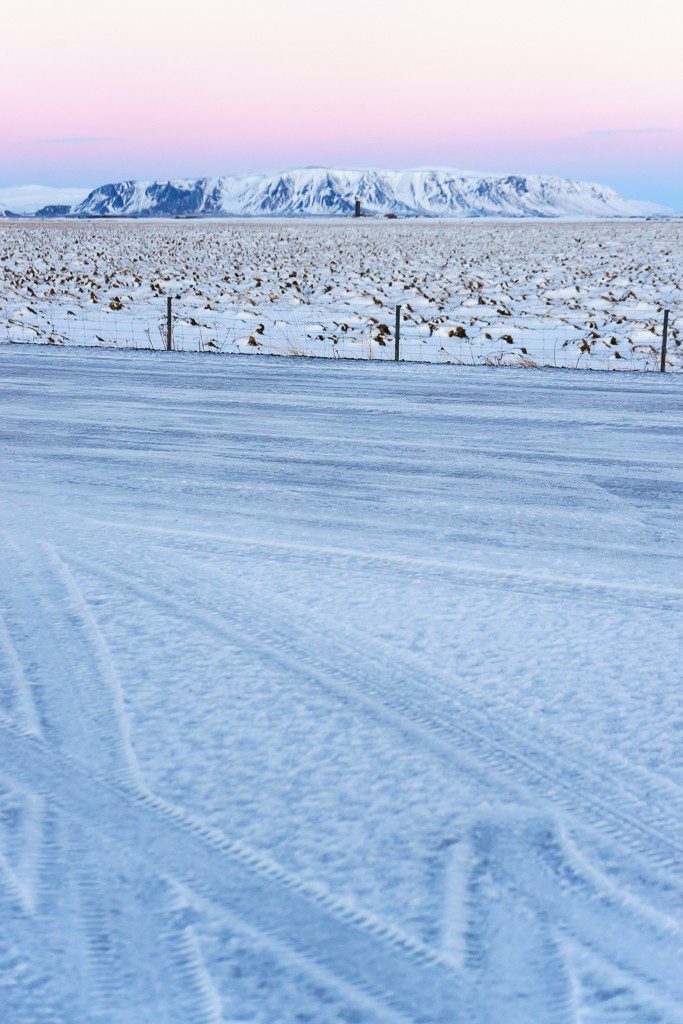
[42, 168, 674, 219]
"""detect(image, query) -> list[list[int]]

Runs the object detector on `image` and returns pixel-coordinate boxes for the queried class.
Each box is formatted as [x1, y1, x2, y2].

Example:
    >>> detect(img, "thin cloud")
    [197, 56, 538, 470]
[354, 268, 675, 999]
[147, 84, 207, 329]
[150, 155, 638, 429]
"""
[37, 136, 114, 144]
[588, 127, 671, 136]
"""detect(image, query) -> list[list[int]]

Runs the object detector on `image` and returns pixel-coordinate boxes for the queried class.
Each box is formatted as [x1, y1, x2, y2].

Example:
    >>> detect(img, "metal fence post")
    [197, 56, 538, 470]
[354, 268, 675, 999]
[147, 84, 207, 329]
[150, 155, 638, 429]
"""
[166, 297, 173, 351]
[394, 304, 401, 361]
[660, 309, 669, 372]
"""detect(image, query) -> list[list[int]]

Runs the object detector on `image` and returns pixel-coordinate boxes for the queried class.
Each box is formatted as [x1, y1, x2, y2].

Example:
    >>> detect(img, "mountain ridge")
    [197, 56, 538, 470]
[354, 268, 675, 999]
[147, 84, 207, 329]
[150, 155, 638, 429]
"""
[7, 168, 673, 219]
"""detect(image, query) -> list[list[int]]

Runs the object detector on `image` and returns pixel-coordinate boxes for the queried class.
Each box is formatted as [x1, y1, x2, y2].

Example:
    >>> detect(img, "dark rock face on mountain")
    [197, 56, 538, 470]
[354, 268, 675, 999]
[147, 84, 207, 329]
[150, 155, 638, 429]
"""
[34, 205, 72, 218]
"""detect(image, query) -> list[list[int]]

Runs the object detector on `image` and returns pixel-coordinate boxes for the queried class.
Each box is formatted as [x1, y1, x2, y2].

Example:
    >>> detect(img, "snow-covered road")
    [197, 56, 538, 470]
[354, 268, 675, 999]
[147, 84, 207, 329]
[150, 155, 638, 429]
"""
[1, 347, 681, 1023]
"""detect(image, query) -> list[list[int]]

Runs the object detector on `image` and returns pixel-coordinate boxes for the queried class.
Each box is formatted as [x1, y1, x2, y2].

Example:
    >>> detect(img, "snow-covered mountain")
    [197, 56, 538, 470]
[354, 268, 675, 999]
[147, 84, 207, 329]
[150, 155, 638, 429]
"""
[67, 168, 669, 219]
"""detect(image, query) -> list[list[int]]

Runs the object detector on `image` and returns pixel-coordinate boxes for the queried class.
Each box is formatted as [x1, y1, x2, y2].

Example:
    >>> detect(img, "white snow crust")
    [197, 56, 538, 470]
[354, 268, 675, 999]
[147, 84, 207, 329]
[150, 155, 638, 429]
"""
[0, 347, 681, 1023]
[1, 218, 681, 370]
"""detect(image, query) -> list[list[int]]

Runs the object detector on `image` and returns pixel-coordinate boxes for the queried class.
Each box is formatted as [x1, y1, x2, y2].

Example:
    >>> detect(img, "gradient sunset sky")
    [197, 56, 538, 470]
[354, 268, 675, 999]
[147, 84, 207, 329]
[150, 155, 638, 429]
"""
[3, 0, 682, 208]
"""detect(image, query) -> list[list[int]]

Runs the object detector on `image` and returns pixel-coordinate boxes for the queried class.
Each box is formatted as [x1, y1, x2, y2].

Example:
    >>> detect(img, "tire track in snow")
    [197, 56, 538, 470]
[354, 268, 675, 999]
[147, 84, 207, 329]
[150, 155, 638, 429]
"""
[454, 810, 681, 1019]
[0, 536, 146, 1018]
[0, 581, 45, 930]
[69, 822, 121, 1023]
[0, 717, 463, 1024]
[0, 536, 139, 786]
[3, 806, 90, 1024]
[0, 537, 224, 1024]
[0, 539, 466, 1023]
[0, 616, 42, 738]
[146, 880, 225, 1024]
[463, 824, 578, 1024]
[71, 550, 683, 882]
[69, 829, 224, 1024]
[86, 515, 683, 611]
[0, 782, 42, 917]
[170, 542, 683, 824]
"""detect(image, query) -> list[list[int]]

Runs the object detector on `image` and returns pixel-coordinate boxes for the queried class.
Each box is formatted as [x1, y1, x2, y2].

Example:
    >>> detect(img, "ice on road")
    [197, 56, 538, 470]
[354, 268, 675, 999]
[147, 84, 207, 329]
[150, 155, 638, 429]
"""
[0, 347, 681, 1024]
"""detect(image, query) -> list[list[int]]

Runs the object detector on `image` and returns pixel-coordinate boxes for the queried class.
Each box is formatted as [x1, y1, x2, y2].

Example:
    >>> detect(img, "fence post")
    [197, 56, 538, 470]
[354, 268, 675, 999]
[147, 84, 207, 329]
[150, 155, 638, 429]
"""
[660, 309, 669, 372]
[166, 297, 173, 351]
[394, 304, 401, 361]
[355, 199, 361, 218]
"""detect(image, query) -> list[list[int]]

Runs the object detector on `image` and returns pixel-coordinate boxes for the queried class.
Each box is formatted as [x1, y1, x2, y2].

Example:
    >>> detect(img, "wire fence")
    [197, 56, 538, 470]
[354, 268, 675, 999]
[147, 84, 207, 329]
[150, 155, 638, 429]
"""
[3, 296, 680, 372]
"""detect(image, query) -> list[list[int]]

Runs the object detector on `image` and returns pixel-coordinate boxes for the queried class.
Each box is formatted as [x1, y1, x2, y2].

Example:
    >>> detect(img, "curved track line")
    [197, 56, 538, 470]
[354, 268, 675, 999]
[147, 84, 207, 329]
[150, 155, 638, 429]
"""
[85, 516, 683, 609]
[169, 542, 683, 821]
[71, 552, 683, 879]
[0, 718, 462, 1024]
[0, 539, 223, 1023]
[0, 537, 139, 786]
[466, 810, 681, 1005]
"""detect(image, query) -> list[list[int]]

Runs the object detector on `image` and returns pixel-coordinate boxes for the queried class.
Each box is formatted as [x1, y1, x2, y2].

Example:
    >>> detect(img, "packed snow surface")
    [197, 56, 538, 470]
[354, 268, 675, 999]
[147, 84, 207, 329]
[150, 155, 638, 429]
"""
[1, 219, 681, 370]
[1, 347, 681, 1023]
[71, 167, 668, 218]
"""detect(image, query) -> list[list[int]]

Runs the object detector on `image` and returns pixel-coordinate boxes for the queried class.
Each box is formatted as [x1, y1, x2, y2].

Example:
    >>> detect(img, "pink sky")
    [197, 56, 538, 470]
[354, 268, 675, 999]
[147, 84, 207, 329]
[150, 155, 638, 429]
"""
[3, 0, 682, 207]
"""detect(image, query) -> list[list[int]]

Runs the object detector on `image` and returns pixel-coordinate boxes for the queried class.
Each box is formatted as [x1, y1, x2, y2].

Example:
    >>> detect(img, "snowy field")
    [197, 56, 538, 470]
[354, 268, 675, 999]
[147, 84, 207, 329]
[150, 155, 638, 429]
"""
[1, 347, 682, 1024]
[1, 218, 681, 370]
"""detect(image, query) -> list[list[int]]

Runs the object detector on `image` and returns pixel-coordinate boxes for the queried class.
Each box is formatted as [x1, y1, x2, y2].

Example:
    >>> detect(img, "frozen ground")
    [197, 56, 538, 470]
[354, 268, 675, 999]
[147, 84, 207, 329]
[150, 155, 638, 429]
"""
[0, 347, 681, 1024]
[1, 218, 681, 370]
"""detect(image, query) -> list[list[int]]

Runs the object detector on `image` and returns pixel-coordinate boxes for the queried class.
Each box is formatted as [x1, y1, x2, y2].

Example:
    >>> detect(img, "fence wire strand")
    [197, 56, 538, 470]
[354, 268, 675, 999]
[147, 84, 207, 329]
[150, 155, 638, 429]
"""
[2, 297, 680, 372]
